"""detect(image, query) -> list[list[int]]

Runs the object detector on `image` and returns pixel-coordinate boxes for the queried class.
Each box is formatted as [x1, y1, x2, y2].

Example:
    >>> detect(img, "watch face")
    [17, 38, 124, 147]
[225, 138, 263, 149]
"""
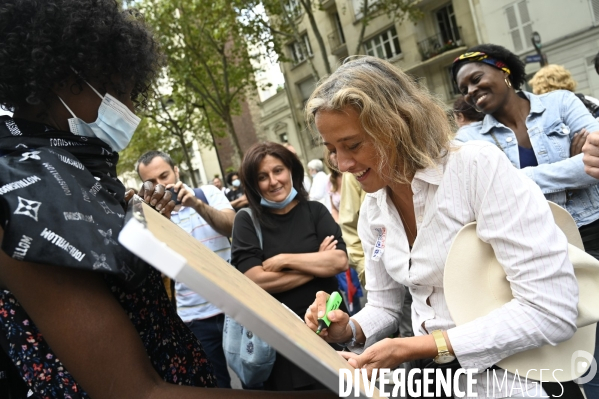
[434, 353, 456, 364]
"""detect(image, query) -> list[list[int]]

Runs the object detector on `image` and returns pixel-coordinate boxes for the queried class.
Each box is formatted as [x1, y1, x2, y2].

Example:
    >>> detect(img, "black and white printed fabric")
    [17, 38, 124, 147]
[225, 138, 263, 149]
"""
[0, 116, 148, 288]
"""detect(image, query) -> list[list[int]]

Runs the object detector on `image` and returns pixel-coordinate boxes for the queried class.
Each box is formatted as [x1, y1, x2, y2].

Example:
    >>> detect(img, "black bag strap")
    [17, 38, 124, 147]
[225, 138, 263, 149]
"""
[575, 93, 599, 118]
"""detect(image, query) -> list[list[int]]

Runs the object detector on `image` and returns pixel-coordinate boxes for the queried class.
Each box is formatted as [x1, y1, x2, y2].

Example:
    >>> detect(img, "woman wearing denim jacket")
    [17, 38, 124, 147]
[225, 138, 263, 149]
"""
[453, 43, 599, 397]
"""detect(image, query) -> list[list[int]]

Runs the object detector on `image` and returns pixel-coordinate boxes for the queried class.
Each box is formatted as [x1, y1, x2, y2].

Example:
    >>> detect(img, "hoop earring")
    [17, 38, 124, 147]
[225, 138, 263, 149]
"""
[505, 77, 512, 88]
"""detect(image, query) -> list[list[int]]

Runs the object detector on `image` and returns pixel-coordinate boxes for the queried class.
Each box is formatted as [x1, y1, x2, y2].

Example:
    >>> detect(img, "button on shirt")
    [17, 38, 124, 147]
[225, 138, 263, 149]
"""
[170, 184, 233, 321]
[352, 141, 578, 397]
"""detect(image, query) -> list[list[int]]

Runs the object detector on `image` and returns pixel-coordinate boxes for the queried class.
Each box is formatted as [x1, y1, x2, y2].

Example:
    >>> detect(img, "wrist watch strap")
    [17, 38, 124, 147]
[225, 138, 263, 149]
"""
[432, 330, 449, 353]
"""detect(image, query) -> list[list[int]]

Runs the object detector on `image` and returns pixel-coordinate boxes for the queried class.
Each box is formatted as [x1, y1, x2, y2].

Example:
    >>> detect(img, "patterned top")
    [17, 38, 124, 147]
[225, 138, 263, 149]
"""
[0, 116, 216, 398]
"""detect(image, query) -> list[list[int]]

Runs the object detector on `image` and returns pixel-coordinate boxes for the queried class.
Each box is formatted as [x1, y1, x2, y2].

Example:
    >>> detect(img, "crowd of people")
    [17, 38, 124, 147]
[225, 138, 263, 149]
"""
[2, 1, 599, 398]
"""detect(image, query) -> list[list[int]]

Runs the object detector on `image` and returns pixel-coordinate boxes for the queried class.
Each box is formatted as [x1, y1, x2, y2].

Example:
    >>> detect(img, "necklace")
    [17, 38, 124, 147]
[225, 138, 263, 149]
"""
[397, 207, 416, 243]
[389, 188, 416, 242]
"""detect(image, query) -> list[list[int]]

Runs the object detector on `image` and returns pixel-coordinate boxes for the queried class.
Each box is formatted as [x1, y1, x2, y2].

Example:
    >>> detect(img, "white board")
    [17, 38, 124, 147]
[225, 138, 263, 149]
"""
[118, 201, 381, 398]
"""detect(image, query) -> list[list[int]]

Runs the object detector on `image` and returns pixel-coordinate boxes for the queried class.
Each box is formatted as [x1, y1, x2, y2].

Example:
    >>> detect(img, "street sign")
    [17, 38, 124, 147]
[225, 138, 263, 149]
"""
[525, 54, 542, 63]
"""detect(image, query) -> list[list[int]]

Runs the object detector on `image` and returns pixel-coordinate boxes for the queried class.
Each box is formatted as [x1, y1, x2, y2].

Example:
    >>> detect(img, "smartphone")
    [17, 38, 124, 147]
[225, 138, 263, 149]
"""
[167, 187, 182, 205]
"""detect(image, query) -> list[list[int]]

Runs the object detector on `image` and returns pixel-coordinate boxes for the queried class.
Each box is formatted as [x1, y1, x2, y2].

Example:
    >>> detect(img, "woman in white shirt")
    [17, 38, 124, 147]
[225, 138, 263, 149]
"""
[304, 56, 580, 398]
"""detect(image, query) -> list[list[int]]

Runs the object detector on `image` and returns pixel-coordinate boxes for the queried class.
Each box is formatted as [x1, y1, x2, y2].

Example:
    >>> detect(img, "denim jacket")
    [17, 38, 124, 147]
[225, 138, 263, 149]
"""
[456, 90, 599, 227]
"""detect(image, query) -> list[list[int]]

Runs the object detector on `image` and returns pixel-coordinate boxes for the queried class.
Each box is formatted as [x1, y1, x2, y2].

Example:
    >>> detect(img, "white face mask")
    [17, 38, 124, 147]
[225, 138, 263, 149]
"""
[57, 81, 140, 152]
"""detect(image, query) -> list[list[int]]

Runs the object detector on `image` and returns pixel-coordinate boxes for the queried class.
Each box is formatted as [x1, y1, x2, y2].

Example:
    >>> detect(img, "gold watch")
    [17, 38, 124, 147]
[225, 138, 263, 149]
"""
[432, 330, 456, 364]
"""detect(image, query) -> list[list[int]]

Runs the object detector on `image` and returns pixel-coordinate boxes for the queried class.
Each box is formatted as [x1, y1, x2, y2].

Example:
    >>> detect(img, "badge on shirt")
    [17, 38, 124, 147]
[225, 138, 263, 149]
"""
[371, 227, 386, 261]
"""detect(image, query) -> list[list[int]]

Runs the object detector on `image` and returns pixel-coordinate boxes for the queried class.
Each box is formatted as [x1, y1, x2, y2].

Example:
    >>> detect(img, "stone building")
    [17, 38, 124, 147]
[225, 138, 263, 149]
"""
[265, 0, 482, 161]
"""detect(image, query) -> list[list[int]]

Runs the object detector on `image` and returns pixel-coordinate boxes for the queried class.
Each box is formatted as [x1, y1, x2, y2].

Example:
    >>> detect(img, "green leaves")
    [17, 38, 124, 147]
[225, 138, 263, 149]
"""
[137, 0, 268, 163]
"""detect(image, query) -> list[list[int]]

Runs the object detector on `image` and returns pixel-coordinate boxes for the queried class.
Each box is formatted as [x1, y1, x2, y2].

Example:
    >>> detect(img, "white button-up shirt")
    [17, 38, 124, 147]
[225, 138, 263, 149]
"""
[352, 141, 578, 397]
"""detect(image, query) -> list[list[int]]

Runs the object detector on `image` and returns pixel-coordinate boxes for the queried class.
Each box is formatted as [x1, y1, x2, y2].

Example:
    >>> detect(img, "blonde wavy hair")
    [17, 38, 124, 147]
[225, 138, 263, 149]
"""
[305, 56, 453, 185]
[528, 64, 577, 94]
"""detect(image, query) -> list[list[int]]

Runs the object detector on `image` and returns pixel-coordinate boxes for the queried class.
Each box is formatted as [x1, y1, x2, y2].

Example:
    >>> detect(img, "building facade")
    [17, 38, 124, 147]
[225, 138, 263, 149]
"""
[473, 0, 599, 97]
[262, 0, 599, 161]
[269, 0, 481, 162]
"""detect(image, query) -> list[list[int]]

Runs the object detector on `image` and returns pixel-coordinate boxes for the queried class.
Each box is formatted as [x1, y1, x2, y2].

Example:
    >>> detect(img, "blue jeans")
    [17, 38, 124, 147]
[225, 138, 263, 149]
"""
[185, 314, 231, 388]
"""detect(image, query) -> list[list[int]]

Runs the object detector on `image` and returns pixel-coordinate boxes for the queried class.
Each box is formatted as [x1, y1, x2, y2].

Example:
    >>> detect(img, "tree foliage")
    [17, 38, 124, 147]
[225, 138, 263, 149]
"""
[117, 80, 217, 185]
[252, 0, 325, 80]
[252, 0, 422, 75]
[139, 0, 264, 165]
[117, 117, 171, 177]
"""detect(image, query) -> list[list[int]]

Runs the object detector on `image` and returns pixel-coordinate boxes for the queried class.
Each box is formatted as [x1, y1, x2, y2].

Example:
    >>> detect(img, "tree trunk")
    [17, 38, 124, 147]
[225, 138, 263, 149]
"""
[223, 111, 244, 167]
[201, 106, 227, 180]
[177, 132, 199, 187]
[301, 0, 332, 74]
[354, 0, 370, 55]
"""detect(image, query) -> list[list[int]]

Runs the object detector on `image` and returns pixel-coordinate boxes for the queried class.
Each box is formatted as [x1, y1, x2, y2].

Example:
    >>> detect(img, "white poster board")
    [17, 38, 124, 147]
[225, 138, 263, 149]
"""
[119, 201, 381, 398]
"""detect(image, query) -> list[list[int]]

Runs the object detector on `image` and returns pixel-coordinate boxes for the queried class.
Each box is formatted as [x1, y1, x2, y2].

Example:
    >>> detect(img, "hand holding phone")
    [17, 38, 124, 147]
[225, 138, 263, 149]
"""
[167, 187, 182, 205]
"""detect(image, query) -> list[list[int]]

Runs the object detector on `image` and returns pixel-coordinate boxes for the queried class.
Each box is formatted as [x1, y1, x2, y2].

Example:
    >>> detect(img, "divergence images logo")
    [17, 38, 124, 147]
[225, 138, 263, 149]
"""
[572, 350, 597, 384]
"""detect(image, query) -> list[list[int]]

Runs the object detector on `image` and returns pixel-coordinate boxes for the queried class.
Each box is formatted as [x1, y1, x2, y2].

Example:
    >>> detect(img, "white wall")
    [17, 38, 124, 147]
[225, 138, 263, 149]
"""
[478, 0, 595, 54]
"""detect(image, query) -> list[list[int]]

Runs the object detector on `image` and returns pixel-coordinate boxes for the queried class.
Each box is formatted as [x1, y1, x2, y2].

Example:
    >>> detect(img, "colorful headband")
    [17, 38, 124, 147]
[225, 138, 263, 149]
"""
[452, 52, 511, 81]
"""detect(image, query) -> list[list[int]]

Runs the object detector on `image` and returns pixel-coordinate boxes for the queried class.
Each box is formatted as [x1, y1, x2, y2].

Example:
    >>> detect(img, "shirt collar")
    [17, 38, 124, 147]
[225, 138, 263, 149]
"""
[413, 162, 444, 190]
[372, 150, 449, 204]
[479, 91, 543, 134]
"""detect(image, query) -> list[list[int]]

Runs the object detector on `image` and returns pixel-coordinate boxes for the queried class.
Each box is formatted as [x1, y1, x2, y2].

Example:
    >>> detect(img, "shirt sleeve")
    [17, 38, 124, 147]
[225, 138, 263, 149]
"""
[230, 210, 263, 274]
[339, 173, 366, 281]
[447, 144, 579, 370]
[200, 184, 234, 211]
[350, 197, 404, 353]
[521, 91, 599, 192]
[309, 172, 329, 202]
[520, 154, 599, 192]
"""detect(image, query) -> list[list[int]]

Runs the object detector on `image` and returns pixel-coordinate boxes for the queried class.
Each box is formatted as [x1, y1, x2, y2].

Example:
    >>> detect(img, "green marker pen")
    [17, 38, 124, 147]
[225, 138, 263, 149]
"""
[316, 291, 343, 335]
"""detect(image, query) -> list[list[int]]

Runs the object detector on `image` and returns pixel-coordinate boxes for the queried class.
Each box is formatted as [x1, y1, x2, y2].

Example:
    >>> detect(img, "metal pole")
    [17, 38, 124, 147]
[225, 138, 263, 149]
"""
[531, 31, 547, 67]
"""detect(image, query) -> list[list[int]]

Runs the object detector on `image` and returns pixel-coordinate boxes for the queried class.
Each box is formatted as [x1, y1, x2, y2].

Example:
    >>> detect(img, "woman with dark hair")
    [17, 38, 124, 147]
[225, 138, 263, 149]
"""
[453, 43, 599, 397]
[0, 1, 337, 398]
[225, 170, 249, 211]
[231, 142, 348, 391]
[452, 96, 484, 129]
[453, 43, 599, 247]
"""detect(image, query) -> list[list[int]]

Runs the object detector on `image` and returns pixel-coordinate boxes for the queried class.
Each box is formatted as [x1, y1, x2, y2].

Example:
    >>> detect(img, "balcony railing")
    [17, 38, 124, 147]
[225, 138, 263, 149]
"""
[327, 28, 346, 55]
[417, 28, 463, 62]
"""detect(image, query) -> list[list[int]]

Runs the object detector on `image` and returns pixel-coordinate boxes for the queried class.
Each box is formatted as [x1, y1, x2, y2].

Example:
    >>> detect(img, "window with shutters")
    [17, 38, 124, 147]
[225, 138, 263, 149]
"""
[505, 1, 533, 53]
[591, 0, 599, 23]
[436, 4, 461, 44]
[363, 27, 402, 60]
[288, 35, 313, 65]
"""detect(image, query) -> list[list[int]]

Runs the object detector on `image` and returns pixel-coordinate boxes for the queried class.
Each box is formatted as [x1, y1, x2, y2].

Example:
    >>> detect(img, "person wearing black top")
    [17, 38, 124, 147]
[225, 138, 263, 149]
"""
[231, 142, 349, 391]
[225, 171, 248, 211]
[0, 2, 338, 399]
